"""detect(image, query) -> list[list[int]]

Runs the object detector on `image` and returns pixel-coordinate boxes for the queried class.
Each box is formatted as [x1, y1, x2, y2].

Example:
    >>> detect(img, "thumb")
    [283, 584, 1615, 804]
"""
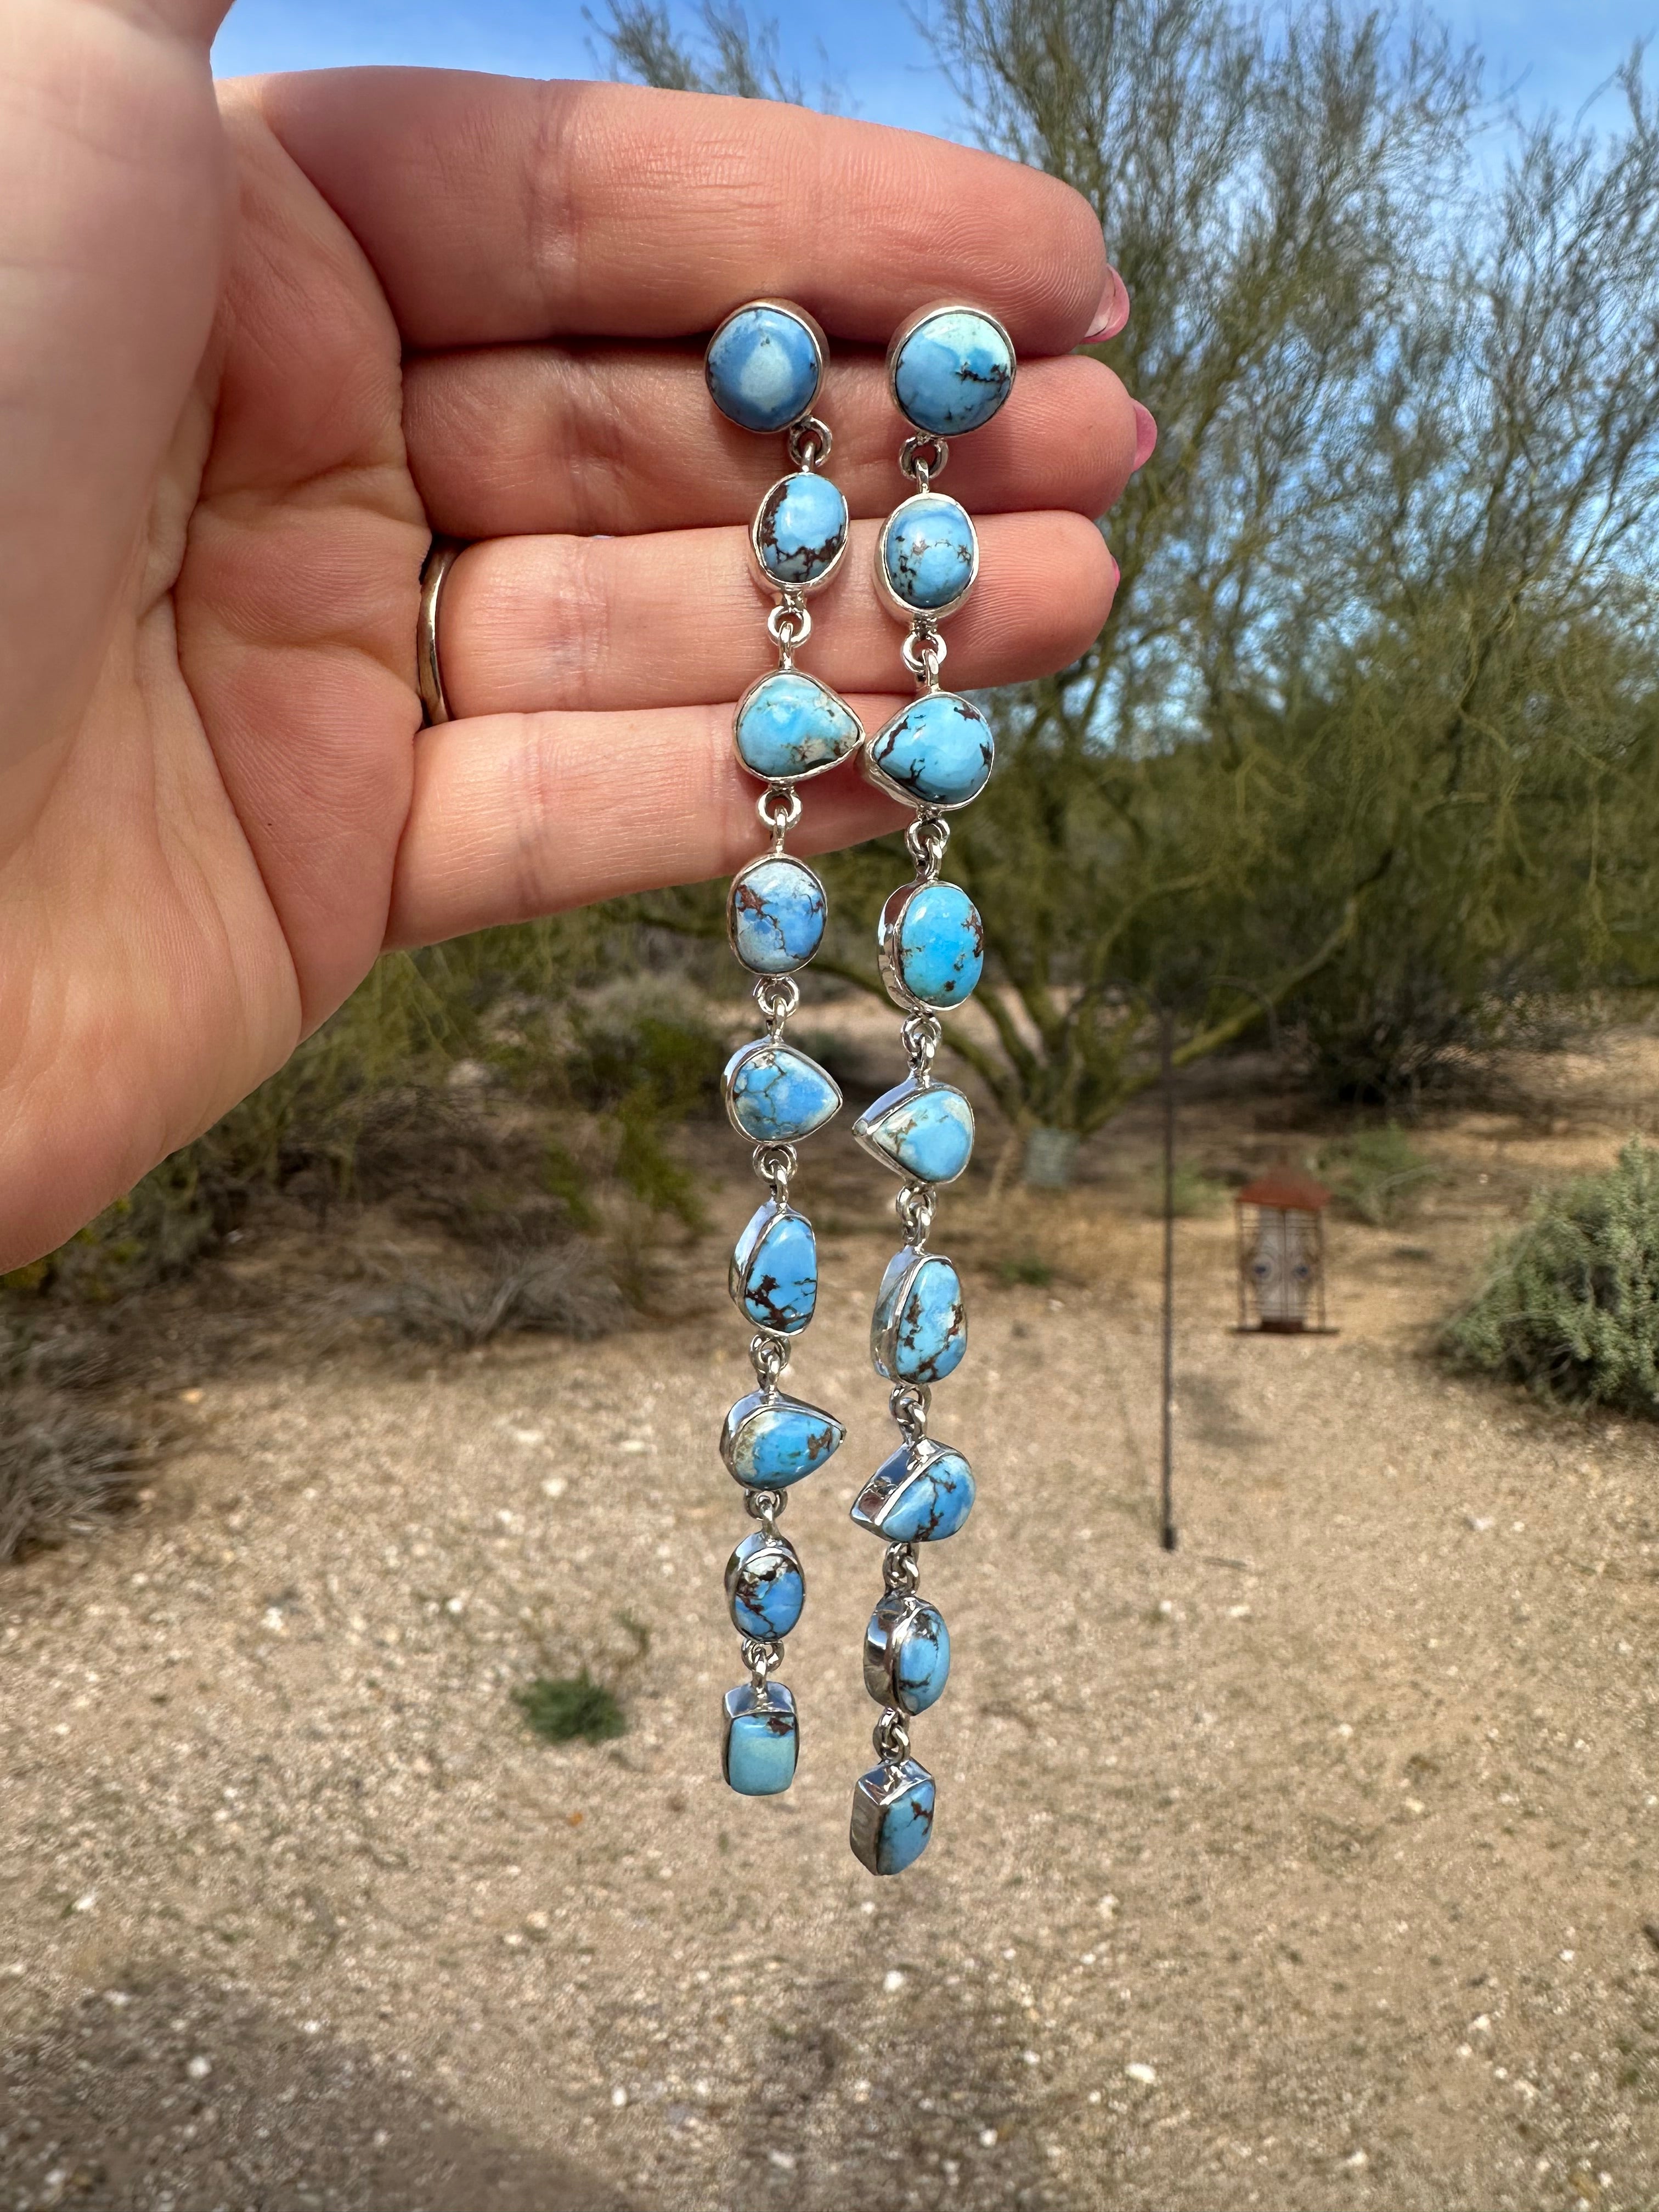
[0, 0, 233, 794]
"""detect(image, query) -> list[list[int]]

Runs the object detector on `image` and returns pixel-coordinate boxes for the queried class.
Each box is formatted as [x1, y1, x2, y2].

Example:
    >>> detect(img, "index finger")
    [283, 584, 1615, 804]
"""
[250, 69, 1108, 355]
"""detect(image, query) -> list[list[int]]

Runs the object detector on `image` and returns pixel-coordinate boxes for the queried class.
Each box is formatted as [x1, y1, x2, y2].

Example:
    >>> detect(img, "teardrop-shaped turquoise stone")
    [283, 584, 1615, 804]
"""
[731, 1201, 818, 1335]
[855, 1079, 974, 1183]
[850, 1441, 976, 1541]
[735, 671, 863, 781]
[724, 1039, 842, 1143]
[721, 1389, 845, 1489]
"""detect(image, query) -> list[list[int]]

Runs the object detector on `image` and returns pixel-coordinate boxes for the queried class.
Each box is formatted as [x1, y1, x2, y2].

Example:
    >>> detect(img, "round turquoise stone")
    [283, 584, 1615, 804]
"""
[726, 1530, 806, 1640]
[730, 855, 826, 974]
[754, 472, 848, 588]
[889, 881, 984, 1007]
[879, 494, 977, 614]
[706, 304, 821, 433]
[892, 308, 1014, 436]
[866, 693, 994, 810]
[891, 1601, 951, 1714]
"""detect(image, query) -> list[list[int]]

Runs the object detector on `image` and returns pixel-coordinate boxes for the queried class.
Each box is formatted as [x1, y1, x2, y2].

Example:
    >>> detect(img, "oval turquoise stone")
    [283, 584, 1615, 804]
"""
[892, 308, 1014, 436]
[706, 305, 821, 433]
[889, 881, 984, 1007]
[873, 1248, 967, 1384]
[730, 855, 826, 974]
[755, 472, 848, 588]
[731, 1201, 817, 1335]
[891, 1601, 951, 1714]
[880, 494, 977, 613]
[726, 1531, 806, 1640]
[735, 671, 863, 781]
[867, 692, 994, 809]
[725, 1039, 841, 1143]
[856, 1079, 974, 1184]
[722, 1389, 844, 1489]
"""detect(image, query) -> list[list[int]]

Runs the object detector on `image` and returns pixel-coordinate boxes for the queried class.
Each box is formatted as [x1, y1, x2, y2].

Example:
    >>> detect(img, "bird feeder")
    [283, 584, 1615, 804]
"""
[1235, 1165, 1333, 1334]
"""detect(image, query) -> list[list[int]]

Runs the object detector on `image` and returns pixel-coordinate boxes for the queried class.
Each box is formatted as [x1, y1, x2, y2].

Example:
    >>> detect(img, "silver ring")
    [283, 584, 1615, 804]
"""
[417, 537, 463, 726]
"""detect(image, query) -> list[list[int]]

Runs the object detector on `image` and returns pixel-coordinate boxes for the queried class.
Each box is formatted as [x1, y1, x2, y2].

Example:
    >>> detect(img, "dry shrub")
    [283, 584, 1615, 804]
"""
[360, 1240, 628, 1348]
[0, 1392, 146, 1562]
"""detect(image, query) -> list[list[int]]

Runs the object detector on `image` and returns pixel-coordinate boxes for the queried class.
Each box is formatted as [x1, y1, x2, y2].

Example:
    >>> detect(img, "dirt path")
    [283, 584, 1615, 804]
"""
[2, 1156, 1657, 2212]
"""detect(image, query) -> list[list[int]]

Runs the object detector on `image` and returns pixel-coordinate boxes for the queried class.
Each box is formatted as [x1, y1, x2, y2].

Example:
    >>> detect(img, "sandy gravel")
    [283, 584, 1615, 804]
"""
[2, 1164, 1657, 2212]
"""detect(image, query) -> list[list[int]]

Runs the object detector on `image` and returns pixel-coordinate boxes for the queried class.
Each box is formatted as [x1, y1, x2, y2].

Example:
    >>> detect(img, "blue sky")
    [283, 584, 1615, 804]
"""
[212, 0, 1657, 134]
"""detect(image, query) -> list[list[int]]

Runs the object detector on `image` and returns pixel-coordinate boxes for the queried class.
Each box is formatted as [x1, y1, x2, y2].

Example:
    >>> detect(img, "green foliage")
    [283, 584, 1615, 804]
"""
[1156, 1163, 1231, 1219]
[513, 1671, 629, 1746]
[1320, 1126, 1439, 1226]
[997, 1254, 1055, 1287]
[1442, 1142, 1659, 1414]
[612, 1, 1659, 1163]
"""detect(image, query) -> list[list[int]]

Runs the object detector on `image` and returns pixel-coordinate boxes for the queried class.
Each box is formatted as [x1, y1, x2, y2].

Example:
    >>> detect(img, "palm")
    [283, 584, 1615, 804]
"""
[0, 6, 1139, 1268]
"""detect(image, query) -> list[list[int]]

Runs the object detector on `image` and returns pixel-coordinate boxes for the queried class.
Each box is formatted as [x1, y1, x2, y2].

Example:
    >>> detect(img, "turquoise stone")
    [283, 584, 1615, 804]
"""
[865, 692, 994, 810]
[893, 1603, 951, 1713]
[724, 1038, 841, 1143]
[735, 670, 864, 782]
[706, 305, 821, 433]
[730, 1200, 817, 1335]
[754, 472, 848, 589]
[729, 855, 826, 974]
[891, 308, 1014, 437]
[726, 1530, 806, 1640]
[721, 1389, 845, 1489]
[871, 1247, 967, 1384]
[855, 1078, 974, 1184]
[724, 1683, 798, 1795]
[882, 880, 984, 1009]
[849, 1756, 936, 1875]
[850, 1439, 976, 1541]
[879, 494, 978, 614]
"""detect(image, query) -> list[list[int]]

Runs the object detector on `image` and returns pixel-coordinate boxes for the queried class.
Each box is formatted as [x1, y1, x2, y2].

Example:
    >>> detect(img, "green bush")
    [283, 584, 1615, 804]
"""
[1442, 1141, 1659, 1414]
[1321, 1125, 1439, 1226]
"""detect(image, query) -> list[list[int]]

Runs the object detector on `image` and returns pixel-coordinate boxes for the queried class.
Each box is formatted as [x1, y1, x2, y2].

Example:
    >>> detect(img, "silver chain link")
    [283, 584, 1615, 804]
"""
[900, 1011, 941, 1077]
[888, 1380, 931, 1444]
[895, 1181, 936, 1249]
[750, 1331, 789, 1391]
[882, 1541, 920, 1594]
[901, 623, 947, 689]
[754, 973, 800, 1037]
[905, 813, 949, 882]
[788, 415, 833, 471]
[752, 1142, 796, 1204]
[872, 1706, 912, 1764]
[899, 432, 948, 486]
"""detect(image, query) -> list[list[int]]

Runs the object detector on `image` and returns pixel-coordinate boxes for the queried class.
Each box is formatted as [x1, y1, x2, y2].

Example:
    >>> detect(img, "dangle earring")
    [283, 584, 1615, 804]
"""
[846, 305, 1015, 1875]
[703, 302, 863, 1799]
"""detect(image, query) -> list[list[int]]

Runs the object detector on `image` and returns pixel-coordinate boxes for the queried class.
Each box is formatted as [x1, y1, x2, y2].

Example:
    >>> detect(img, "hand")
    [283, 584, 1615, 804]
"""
[0, 3, 1139, 1268]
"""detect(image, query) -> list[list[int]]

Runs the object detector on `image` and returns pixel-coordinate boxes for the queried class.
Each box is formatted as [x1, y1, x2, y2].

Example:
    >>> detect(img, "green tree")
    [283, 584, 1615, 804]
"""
[607, 1, 1659, 1172]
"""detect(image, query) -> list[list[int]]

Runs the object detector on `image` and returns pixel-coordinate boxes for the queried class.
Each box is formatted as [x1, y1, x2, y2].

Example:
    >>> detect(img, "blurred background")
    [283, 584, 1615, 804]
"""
[4, 5, 1659, 2209]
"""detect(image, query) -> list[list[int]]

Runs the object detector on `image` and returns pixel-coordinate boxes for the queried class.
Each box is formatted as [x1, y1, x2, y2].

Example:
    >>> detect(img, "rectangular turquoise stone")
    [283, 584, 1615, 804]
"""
[723, 1684, 798, 1796]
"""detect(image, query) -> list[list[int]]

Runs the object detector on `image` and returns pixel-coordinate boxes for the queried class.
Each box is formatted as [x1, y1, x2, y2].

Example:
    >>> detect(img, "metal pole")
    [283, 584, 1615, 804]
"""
[1159, 1004, 1177, 1552]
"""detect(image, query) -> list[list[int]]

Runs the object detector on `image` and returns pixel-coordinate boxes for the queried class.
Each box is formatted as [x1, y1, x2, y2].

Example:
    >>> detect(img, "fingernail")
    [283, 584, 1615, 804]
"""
[1106, 549, 1120, 591]
[1130, 399, 1158, 472]
[1084, 267, 1131, 343]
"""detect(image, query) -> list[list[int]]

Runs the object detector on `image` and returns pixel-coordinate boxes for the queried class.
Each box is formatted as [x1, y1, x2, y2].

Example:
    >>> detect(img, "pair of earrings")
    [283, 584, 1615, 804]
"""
[707, 297, 1012, 1877]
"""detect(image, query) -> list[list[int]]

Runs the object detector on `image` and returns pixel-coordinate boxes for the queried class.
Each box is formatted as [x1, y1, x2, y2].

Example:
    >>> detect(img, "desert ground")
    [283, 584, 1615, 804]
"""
[1, 1026, 1656, 2210]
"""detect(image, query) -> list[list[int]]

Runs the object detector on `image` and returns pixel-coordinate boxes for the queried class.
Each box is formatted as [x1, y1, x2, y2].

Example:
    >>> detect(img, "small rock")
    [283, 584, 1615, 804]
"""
[1126, 2062, 1156, 2086]
[883, 1969, 906, 1994]
[185, 2055, 212, 2081]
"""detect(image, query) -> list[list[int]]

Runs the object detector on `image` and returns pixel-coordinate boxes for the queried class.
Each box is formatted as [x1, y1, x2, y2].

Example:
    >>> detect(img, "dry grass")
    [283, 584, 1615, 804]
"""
[0, 1389, 148, 1562]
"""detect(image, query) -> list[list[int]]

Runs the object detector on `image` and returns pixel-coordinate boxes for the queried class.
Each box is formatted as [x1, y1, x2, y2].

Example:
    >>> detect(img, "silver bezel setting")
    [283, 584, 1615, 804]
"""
[722, 1681, 799, 1792]
[860, 692, 995, 814]
[720, 1386, 845, 1490]
[849, 1754, 935, 1877]
[748, 471, 850, 598]
[706, 298, 828, 434]
[729, 1196, 817, 1335]
[870, 1244, 965, 1383]
[872, 489, 980, 624]
[732, 667, 864, 787]
[853, 1075, 975, 1184]
[726, 851, 827, 975]
[723, 1036, 843, 1143]
[725, 1528, 806, 1639]
[849, 1434, 973, 1538]
[885, 300, 1017, 437]
[863, 1590, 949, 1712]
